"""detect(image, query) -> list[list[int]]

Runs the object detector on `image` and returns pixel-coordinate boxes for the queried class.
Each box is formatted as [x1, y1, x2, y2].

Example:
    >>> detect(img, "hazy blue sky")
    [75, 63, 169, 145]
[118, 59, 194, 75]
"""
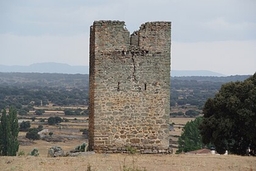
[0, 0, 255, 75]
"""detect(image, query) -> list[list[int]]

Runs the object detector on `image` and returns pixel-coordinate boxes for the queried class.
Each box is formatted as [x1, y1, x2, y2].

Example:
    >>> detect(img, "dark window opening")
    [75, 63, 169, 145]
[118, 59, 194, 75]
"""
[144, 83, 147, 90]
[117, 82, 120, 91]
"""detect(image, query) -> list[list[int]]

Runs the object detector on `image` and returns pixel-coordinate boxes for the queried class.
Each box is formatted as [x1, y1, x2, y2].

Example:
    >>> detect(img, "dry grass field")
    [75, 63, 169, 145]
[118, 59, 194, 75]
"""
[1, 153, 255, 171]
[8, 111, 255, 171]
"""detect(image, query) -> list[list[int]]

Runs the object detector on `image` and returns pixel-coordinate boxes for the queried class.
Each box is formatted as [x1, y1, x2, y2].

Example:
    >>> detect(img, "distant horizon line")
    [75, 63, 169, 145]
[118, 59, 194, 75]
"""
[0, 62, 254, 76]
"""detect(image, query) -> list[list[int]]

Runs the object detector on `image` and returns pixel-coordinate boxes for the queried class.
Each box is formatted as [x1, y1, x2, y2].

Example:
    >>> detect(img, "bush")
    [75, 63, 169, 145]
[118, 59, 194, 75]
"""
[185, 110, 200, 117]
[126, 146, 137, 154]
[18, 109, 27, 115]
[48, 116, 62, 125]
[37, 125, 43, 131]
[64, 109, 73, 115]
[170, 112, 184, 117]
[19, 121, 31, 131]
[30, 148, 39, 156]
[49, 132, 53, 137]
[26, 128, 40, 140]
[35, 109, 45, 115]
[75, 142, 87, 152]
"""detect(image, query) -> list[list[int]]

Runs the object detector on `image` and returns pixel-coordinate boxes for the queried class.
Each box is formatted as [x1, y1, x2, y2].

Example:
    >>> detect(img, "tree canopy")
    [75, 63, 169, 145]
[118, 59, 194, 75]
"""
[0, 107, 19, 156]
[19, 121, 31, 131]
[176, 117, 203, 153]
[199, 73, 256, 155]
[47, 116, 62, 125]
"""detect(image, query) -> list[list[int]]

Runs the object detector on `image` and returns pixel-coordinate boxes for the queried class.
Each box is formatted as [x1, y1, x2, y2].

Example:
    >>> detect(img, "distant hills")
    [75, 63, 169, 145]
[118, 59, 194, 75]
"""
[171, 70, 225, 77]
[0, 62, 225, 76]
[0, 63, 89, 74]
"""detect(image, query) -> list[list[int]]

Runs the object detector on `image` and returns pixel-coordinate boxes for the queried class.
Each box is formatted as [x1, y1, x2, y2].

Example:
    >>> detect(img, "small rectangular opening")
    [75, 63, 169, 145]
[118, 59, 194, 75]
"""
[117, 82, 120, 91]
[144, 83, 147, 90]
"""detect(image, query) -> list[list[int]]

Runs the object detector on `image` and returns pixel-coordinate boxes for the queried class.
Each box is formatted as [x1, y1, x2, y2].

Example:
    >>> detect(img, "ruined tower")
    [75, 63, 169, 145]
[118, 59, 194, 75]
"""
[89, 20, 171, 153]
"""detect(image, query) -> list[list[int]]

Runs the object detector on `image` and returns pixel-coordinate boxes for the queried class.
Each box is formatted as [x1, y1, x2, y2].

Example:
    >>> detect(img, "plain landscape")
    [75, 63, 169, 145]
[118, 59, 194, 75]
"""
[1, 0, 256, 170]
[0, 72, 255, 171]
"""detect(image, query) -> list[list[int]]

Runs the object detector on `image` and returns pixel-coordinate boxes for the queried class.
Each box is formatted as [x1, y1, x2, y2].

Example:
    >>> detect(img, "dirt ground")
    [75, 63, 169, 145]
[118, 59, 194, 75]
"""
[1, 153, 255, 171]
[12, 115, 255, 171]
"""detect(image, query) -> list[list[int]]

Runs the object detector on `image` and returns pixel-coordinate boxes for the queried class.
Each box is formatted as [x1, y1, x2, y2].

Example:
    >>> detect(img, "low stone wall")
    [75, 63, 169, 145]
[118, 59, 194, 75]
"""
[94, 145, 173, 154]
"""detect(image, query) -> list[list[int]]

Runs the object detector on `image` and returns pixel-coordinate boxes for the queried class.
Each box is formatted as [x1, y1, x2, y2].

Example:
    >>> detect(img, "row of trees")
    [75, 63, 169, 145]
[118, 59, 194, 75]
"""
[0, 108, 19, 156]
[177, 73, 256, 155]
[0, 86, 88, 111]
[171, 75, 250, 108]
[170, 110, 200, 118]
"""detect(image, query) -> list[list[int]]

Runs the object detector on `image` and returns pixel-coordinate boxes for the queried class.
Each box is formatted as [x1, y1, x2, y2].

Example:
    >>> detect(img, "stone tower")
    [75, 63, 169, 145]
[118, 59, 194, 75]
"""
[89, 20, 171, 153]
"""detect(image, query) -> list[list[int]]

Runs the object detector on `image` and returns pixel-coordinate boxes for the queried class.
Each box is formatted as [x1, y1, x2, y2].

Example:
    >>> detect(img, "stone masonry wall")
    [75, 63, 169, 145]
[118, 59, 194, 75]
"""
[89, 20, 171, 153]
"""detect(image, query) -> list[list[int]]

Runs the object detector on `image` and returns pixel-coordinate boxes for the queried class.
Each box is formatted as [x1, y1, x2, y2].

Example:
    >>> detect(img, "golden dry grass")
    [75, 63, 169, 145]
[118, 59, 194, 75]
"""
[170, 118, 195, 125]
[19, 139, 84, 156]
[13, 115, 256, 171]
[1, 153, 255, 171]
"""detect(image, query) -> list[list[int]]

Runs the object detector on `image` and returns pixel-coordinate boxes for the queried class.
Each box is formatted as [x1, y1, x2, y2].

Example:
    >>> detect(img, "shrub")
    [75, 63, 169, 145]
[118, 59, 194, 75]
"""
[35, 109, 45, 115]
[49, 132, 53, 137]
[126, 146, 136, 154]
[19, 121, 31, 131]
[48, 116, 62, 125]
[18, 109, 27, 115]
[64, 109, 73, 115]
[185, 110, 200, 117]
[80, 129, 88, 135]
[26, 128, 40, 140]
[30, 148, 39, 156]
[37, 125, 43, 131]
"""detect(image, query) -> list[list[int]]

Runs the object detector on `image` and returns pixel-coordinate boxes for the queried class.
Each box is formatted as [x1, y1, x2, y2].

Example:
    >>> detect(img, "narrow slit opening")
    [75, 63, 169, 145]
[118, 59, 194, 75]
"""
[144, 83, 147, 90]
[117, 82, 120, 91]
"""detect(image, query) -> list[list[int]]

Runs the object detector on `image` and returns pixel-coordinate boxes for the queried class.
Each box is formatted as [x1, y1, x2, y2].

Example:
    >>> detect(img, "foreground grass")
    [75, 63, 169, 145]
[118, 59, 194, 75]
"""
[1, 154, 255, 171]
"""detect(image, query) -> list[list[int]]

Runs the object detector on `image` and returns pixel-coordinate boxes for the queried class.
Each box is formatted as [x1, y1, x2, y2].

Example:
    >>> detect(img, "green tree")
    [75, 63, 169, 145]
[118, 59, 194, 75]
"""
[64, 109, 73, 115]
[8, 108, 19, 156]
[47, 116, 62, 125]
[35, 109, 44, 115]
[18, 109, 27, 115]
[0, 109, 10, 155]
[185, 110, 200, 117]
[0, 107, 19, 156]
[199, 73, 256, 155]
[26, 128, 40, 140]
[176, 117, 203, 153]
[19, 121, 31, 131]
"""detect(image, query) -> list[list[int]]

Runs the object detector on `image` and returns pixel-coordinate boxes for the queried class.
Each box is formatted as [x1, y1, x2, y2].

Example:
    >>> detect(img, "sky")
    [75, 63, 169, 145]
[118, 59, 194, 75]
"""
[0, 0, 256, 75]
